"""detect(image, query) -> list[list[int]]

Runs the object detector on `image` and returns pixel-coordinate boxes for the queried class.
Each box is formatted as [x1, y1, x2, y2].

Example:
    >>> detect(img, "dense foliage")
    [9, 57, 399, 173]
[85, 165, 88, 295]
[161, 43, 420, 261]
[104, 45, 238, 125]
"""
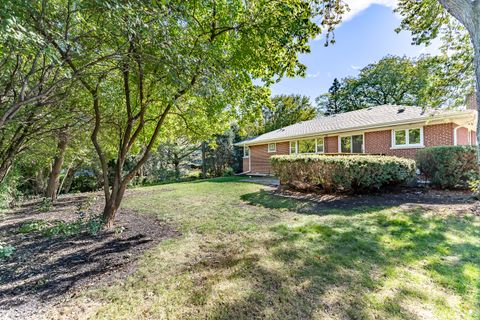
[416, 146, 477, 188]
[271, 155, 416, 192]
[242, 94, 318, 137]
[316, 55, 474, 114]
[0, 0, 346, 226]
[396, 0, 480, 162]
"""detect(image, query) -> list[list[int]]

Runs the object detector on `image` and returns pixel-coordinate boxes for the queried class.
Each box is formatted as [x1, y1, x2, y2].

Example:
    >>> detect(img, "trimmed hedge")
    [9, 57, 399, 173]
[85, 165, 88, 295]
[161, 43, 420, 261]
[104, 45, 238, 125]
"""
[271, 155, 416, 192]
[416, 146, 478, 189]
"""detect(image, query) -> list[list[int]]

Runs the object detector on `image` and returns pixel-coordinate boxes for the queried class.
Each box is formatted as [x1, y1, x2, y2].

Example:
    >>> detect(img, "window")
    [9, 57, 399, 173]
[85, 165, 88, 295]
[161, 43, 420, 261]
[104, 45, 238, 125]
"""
[392, 128, 423, 148]
[298, 139, 316, 154]
[316, 138, 325, 153]
[290, 138, 324, 154]
[340, 136, 351, 153]
[409, 128, 421, 144]
[339, 135, 363, 153]
[243, 146, 250, 157]
[395, 130, 406, 145]
[289, 141, 297, 154]
[268, 143, 276, 153]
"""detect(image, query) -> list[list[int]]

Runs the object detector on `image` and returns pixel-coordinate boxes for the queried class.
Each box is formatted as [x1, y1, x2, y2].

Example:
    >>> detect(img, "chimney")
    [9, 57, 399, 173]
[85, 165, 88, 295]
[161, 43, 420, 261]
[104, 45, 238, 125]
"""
[466, 92, 477, 110]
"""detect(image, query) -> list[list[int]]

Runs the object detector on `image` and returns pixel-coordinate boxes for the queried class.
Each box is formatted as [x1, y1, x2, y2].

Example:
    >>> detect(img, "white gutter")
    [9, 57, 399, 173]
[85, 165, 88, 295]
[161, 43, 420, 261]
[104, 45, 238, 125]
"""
[235, 111, 476, 147]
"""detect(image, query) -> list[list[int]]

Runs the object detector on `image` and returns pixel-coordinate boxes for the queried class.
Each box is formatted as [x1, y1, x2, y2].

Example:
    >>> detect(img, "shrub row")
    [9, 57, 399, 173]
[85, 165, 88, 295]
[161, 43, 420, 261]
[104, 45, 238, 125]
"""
[271, 155, 416, 192]
[416, 145, 478, 189]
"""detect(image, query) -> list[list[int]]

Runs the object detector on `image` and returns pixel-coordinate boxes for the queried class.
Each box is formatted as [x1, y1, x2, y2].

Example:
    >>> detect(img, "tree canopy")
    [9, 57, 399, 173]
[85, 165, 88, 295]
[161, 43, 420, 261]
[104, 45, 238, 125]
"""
[0, 0, 346, 226]
[316, 54, 474, 115]
[395, 0, 480, 161]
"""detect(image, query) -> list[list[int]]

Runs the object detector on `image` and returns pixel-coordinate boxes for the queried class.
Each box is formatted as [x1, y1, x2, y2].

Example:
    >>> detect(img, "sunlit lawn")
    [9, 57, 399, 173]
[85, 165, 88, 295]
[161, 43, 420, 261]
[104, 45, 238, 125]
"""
[52, 177, 480, 319]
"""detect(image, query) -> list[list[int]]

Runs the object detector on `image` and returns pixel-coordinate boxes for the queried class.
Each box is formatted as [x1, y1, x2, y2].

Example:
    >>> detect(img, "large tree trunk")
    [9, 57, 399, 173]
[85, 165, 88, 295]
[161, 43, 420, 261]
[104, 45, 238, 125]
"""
[0, 161, 12, 184]
[102, 174, 128, 228]
[437, 0, 480, 161]
[46, 132, 68, 201]
[472, 37, 480, 164]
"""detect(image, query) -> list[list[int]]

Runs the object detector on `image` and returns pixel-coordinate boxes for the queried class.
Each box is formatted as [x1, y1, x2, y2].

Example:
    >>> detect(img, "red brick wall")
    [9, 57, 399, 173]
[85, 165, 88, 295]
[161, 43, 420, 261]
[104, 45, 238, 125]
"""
[365, 123, 455, 158]
[249, 142, 289, 174]
[425, 123, 454, 146]
[246, 123, 461, 174]
[472, 131, 478, 145]
[455, 127, 469, 145]
[242, 157, 249, 172]
[324, 136, 339, 153]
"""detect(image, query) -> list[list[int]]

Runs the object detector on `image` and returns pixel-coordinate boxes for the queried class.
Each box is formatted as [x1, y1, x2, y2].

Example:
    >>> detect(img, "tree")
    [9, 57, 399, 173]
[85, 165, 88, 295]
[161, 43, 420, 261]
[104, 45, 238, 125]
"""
[24, 0, 346, 227]
[263, 95, 317, 133]
[0, 1, 72, 130]
[157, 139, 200, 180]
[316, 78, 345, 115]
[316, 55, 472, 114]
[245, 94, 318, 136]
[395, 0, 480, 162]
[45, 129, 69, 201]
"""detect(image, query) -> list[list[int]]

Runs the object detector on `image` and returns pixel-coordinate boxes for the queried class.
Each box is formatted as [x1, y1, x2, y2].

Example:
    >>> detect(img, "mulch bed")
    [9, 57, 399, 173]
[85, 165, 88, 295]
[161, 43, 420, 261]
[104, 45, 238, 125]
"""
[272, 187, 477, 214]
[0, 194, 179, 320]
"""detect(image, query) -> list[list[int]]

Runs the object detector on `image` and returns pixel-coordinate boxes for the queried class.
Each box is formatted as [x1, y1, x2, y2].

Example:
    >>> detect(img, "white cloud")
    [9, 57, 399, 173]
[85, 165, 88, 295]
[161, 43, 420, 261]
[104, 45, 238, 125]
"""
[307, 72, 320, 78]
[342, 0, 398, 23]
[350, 65, 361, 70]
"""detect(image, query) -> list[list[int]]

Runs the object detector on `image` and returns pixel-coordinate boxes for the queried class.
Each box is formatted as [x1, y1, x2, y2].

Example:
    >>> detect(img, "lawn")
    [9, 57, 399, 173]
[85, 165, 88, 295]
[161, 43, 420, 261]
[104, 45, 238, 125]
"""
[48, 177, 479, 319]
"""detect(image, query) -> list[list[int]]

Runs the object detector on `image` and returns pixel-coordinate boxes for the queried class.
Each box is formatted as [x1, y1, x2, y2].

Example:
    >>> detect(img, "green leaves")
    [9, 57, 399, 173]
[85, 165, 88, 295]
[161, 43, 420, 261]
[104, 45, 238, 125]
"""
[271, 154, 417, 192]
[416, 146, 477, 188]
[317, 54, 473, 112]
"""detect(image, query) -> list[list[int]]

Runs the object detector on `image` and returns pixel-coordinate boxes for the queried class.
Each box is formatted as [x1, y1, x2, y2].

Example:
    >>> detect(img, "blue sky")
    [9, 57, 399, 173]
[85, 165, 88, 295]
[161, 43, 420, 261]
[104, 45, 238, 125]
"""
[270, 1, 439, 102]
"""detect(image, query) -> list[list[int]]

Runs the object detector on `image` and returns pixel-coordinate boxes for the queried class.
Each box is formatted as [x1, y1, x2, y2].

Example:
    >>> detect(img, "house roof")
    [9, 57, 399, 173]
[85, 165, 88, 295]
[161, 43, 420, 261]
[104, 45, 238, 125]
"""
[236, 105, 476, 146]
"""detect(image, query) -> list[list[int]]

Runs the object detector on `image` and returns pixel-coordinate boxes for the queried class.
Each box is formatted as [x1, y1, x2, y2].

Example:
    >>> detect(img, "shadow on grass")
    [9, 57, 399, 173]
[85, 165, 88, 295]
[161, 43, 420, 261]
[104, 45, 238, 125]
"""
[0, 205, 178, 316]
[186, 203, 479, 318]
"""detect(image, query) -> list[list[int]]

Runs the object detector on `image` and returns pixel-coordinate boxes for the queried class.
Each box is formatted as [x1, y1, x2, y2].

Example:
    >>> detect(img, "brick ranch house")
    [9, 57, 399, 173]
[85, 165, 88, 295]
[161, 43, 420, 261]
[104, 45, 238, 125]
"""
[235, 105, 477, 175]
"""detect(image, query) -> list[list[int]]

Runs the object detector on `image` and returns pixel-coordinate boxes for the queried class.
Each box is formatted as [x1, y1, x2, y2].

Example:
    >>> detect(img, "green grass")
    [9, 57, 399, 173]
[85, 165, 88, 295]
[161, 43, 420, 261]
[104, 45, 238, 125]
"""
[53, 177, 480, 319]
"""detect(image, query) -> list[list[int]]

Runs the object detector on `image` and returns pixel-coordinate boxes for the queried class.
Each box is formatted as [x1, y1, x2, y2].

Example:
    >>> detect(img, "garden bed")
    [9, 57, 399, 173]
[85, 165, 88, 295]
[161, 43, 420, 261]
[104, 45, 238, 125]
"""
[0, 194, 179, 320]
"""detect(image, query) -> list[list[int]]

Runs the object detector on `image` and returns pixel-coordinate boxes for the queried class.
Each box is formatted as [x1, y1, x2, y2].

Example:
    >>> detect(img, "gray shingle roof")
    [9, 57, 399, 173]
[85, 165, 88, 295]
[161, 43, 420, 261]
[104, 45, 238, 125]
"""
[237, 105, 474, 146]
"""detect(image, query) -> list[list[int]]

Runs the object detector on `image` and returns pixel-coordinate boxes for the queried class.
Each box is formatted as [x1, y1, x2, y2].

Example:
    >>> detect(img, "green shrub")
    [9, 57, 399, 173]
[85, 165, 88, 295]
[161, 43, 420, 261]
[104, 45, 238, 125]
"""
[18, 214, 104, 238]
[271, 155, 416, 193]
[18, 219, 49, 234]
[0, 243, 15, 259]
[0, 171, 22, 210]
[38, 198, 53, 212]
[222, 167, 235, 177]
[416, 146, 478, 189]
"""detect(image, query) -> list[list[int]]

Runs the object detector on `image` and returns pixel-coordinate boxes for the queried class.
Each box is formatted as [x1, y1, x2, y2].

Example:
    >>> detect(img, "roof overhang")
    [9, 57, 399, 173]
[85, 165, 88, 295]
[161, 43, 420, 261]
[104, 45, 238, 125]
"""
[234, 110, 477, 147]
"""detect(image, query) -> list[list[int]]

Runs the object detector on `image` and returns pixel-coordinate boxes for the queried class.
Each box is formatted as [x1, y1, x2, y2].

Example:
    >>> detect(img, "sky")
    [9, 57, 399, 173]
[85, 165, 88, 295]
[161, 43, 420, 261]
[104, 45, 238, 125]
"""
[270, 0, 440, 102]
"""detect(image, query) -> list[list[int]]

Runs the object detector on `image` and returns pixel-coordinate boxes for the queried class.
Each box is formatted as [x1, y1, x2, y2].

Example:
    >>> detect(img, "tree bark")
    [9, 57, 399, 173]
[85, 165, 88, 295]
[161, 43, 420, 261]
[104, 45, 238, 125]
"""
[46, 132, 68, 201]
[437, 0, 480, 163]
[472, 37, 480, 164]
[201, 142, 207, 178]
[0, 161, 12, 184]
[61, 165, 76, 194]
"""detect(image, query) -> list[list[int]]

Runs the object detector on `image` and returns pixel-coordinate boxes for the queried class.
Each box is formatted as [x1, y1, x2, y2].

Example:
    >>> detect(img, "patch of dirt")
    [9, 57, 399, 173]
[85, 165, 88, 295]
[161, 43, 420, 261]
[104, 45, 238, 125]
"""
[0, 194, 179, 320]
[273, 187, 476, 214]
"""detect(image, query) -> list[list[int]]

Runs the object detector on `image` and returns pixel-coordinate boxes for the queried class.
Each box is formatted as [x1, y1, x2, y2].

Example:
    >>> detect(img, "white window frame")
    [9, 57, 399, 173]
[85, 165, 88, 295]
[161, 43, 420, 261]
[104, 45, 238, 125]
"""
[268, 143, 277, 153]
[316, 137, 325, 153]
[391, 127, 424, 149]
[338, 134, 365, 154]
[289, 141, 297, 154]
[289, 138, 325, 155]
[243, 146, 250, 158]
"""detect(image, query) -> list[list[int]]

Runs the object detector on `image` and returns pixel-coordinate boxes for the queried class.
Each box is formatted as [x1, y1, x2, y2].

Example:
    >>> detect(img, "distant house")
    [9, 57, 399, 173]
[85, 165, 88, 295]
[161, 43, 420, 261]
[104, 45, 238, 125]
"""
[235, 105, 477, 175]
